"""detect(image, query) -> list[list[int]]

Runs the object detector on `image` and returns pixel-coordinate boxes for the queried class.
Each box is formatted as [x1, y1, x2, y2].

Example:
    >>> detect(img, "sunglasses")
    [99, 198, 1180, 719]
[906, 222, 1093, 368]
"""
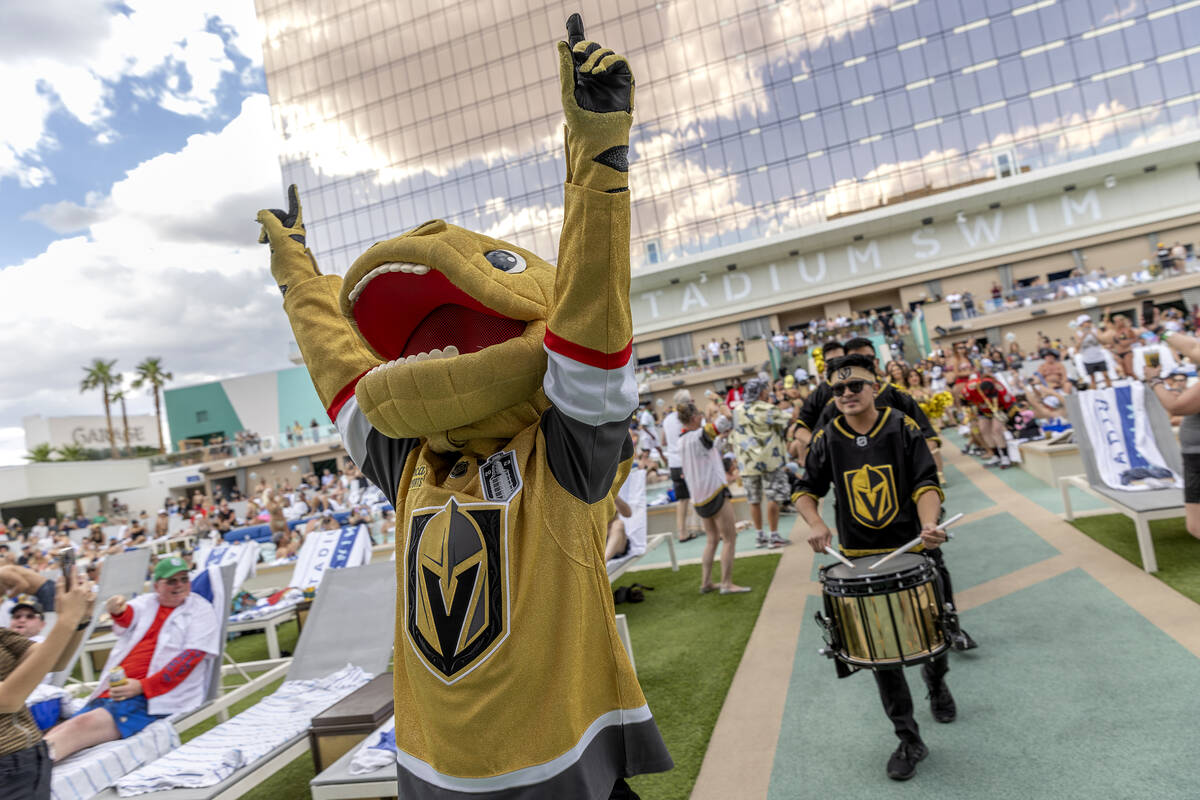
[831, 380, 868, 397]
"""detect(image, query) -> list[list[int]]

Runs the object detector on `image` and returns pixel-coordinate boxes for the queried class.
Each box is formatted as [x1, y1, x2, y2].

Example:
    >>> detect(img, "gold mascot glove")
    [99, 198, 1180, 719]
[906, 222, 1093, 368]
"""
[257, 184, 321, 297]
[258, 185, 378, 410]
[557, 14, 633, 193]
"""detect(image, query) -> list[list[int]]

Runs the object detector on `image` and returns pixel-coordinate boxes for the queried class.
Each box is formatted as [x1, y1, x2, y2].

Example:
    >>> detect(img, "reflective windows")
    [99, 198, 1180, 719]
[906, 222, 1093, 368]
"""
[260, 0, 1200, 272]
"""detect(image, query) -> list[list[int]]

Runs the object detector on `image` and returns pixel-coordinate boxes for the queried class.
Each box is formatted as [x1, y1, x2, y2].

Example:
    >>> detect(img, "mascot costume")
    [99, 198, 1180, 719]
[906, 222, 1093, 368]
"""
[257, 15, 671, 800]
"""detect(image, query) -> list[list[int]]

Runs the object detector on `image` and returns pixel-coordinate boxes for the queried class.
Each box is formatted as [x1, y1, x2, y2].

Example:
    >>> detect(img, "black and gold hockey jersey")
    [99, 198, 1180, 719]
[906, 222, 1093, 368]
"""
[793, 408, 942, 555]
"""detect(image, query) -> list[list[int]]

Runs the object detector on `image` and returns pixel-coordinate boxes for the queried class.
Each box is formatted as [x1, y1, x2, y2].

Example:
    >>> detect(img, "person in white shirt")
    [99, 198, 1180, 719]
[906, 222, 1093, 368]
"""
[662, 390, 698, 543]
[677, 403, 750, 595]
[44, 556, 219, 762]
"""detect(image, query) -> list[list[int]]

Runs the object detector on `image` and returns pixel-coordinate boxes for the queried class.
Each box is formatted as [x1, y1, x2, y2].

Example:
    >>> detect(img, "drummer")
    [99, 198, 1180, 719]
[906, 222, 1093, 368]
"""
[791, 354, 963, 781]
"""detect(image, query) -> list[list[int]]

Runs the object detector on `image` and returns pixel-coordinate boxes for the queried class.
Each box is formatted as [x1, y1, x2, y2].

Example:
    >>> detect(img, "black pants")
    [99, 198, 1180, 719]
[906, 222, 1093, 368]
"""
[610, 778, 640, 799]
[872, 549, 955, 745]
[0, 741, 52, 800]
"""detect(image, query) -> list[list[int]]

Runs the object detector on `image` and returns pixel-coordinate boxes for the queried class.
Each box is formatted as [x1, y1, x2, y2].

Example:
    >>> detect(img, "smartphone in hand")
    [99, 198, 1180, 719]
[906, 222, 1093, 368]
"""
[59, 547, 76, 592]
[1141, 299, 1156, 328]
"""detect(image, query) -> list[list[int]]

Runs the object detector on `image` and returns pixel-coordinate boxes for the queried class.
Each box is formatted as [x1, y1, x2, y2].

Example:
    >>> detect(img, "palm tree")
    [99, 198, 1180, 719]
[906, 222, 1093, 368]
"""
[24, 443, 55, 462]
[132, 357, 173, 454]
[110, 383, 133, 457]
[55, 443, 88, 461]
[80, 358, 119, 458]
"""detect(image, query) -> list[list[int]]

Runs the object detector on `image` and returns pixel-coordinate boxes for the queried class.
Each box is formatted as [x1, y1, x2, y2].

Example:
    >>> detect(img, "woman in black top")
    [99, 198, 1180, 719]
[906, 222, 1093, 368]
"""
[0, 578, 92, 799]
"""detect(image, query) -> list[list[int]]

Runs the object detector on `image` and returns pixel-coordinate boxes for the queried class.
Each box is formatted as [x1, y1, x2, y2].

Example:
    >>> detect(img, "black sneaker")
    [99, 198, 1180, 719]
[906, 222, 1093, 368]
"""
[950, 628, 979, 651]
[886, 740, 928, 781]
[922, 666, 956, 723]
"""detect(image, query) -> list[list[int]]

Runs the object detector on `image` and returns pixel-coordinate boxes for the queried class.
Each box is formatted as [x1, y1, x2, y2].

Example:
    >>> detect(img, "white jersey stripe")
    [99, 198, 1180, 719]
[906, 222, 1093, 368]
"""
[543, 346, 638, 426]
[335, 395, 372, 469]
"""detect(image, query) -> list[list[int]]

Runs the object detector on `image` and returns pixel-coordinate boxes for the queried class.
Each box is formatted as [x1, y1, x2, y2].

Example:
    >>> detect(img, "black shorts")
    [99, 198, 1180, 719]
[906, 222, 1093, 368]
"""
[694, 487, 731, 519]
[0, 741, 52, 800]
[669, 467, 690, 501]
[1184, 453, 1200, 504]
[1084, 360, 1108, 375]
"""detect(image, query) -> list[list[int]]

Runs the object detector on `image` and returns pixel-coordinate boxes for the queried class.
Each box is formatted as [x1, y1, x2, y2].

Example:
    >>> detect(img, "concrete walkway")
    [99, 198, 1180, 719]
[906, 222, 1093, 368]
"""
[687, 442, 1200, 800]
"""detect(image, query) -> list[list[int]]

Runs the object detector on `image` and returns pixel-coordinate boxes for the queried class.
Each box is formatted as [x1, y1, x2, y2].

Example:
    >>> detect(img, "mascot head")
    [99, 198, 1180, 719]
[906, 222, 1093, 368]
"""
[339, 220, 556, 450]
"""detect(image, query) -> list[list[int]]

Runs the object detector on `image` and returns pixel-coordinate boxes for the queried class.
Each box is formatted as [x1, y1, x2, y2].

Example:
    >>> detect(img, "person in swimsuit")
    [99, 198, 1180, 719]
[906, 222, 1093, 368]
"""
[1073, 315, 1113, 389]
[1098, 311, 1138, 377]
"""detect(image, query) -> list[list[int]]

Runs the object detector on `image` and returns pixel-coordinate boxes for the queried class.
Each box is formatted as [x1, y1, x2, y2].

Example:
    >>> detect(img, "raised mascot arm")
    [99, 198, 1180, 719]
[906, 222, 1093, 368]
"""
[257, 186, 379, 420]
[540, 14, 639, 503]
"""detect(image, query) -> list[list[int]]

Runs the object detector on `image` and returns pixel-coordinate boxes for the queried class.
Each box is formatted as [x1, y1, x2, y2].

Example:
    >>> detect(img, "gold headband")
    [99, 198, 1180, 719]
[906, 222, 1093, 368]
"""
[829, 365, 877, 385]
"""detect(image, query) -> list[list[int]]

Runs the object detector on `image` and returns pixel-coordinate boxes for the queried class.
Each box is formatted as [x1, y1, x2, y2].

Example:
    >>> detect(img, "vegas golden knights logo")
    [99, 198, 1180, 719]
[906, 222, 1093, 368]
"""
[842, 464, 898, 529]
[407, 498, 507, 683]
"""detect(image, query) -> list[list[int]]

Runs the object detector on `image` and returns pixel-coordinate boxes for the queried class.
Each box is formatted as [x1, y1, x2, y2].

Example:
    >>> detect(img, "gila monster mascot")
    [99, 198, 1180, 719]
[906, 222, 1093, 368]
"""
[256, 15, 671, 800]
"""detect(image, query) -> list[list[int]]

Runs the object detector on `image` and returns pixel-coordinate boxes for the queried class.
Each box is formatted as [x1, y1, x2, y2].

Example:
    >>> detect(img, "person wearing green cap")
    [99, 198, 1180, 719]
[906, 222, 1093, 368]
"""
[43, 555, 219, 762]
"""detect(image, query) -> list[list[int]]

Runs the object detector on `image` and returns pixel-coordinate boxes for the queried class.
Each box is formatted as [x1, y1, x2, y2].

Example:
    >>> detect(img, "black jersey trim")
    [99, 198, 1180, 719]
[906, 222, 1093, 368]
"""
[539, 408, 633, 503]
[832, 407, 892, 440]
[394, 715, 672, 799]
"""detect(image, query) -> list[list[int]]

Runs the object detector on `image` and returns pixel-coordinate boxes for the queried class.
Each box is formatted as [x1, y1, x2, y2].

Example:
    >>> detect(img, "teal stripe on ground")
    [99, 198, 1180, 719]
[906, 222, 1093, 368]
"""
[627, 515, 790, 570]
[770, 568, 1200, 799]
[939, 462, 996, 516]
[938, 511, 1059, 592]
[983, 457, 1110, 514]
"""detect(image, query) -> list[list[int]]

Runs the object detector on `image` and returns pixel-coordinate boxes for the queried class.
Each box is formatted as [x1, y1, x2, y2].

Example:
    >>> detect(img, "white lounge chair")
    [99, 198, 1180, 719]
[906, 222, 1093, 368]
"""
[309, 717, 398, 800]
[225, 524, 373, 660]
[90, 561, 396, 800]
[53, 549, 152, 686]
[1059, 390, 1185, 573]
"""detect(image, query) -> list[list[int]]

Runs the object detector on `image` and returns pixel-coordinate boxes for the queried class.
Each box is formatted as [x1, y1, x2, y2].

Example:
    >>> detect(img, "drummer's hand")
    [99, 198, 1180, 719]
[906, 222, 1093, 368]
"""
[807, 523, 833, 553]
[919, 522, 946, 549]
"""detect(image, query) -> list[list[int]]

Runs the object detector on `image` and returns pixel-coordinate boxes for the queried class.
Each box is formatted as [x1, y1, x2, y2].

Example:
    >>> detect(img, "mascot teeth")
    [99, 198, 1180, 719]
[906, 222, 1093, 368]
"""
[373, 345, 461, 373]
[347, 261, 430, 305]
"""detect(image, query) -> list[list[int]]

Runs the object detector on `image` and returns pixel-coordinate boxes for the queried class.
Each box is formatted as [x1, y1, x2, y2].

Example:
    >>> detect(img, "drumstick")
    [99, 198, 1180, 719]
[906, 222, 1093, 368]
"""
[868, 512, 965, 570]
[823, 546, 856, 569]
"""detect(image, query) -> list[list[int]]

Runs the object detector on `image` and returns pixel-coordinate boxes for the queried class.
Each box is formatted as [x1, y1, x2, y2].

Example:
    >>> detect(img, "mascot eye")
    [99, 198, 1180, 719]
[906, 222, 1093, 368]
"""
[484, 250, 526, 274]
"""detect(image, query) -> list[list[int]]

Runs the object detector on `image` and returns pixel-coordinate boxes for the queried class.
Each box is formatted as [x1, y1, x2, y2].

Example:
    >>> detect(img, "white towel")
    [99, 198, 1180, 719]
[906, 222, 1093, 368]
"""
[228, 590, 302, 622]
[114, 665, 372, 796]
[348, 717, 397, 775]
[1076, 383, 1181, 491]
[52, 720, 179, 800]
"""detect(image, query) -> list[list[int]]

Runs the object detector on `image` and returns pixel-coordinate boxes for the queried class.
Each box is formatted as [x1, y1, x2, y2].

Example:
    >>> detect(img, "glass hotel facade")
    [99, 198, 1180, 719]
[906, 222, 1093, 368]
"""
[255, 0, 1200, 378]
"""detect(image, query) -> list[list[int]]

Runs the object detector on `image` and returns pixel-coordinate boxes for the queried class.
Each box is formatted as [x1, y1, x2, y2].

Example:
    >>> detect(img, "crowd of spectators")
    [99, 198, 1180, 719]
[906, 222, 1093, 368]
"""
[946, 244, 1197, 321]
[631, 299, 1200, 550]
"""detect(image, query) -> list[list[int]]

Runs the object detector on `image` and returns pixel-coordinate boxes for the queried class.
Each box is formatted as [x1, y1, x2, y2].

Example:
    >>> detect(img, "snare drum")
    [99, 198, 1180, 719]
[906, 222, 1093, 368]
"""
[818, 553, 948, 670]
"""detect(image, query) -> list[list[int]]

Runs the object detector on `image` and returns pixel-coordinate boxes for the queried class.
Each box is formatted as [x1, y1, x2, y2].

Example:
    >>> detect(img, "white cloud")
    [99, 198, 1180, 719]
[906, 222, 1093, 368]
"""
[22, 193, 110, 234]
[0, 94, 293, 465]
[0, 0, 264, 186]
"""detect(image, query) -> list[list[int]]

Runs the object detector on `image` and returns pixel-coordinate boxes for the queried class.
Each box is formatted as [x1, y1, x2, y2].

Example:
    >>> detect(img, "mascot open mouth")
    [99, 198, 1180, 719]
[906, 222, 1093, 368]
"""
[348, 262, 527, 363]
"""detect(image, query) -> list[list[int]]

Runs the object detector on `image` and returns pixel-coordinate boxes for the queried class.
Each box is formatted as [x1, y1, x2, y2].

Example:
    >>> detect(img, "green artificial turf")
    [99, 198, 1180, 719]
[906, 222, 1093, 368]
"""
[1070, 513, 1200, 603]
[624, 554, 781, 800]
[178, 558, 779, 800]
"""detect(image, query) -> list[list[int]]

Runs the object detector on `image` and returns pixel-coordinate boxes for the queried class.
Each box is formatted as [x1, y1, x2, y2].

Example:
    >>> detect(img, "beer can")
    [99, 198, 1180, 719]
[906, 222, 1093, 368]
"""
[108, 666, 127, 687]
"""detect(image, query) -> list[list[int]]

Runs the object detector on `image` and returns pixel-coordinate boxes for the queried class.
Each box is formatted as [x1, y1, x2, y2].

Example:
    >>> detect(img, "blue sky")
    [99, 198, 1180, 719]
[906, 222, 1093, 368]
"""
[0, 30, 261, 265]
[0, 0, 291, 465]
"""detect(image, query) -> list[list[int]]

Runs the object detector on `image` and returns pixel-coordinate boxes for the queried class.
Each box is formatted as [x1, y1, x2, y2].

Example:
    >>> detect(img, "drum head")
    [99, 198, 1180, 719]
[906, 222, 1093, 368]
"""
[825, 552, 927, 581]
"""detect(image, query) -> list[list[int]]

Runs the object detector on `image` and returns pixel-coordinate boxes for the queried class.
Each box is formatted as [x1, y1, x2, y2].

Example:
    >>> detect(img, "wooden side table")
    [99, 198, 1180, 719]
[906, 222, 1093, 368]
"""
[308, 672, 394, 773]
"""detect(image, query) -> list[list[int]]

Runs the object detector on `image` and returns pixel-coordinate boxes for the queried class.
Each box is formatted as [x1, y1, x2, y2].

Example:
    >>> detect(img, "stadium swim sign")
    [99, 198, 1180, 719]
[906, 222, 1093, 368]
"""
[631, 163, 1198, 332]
